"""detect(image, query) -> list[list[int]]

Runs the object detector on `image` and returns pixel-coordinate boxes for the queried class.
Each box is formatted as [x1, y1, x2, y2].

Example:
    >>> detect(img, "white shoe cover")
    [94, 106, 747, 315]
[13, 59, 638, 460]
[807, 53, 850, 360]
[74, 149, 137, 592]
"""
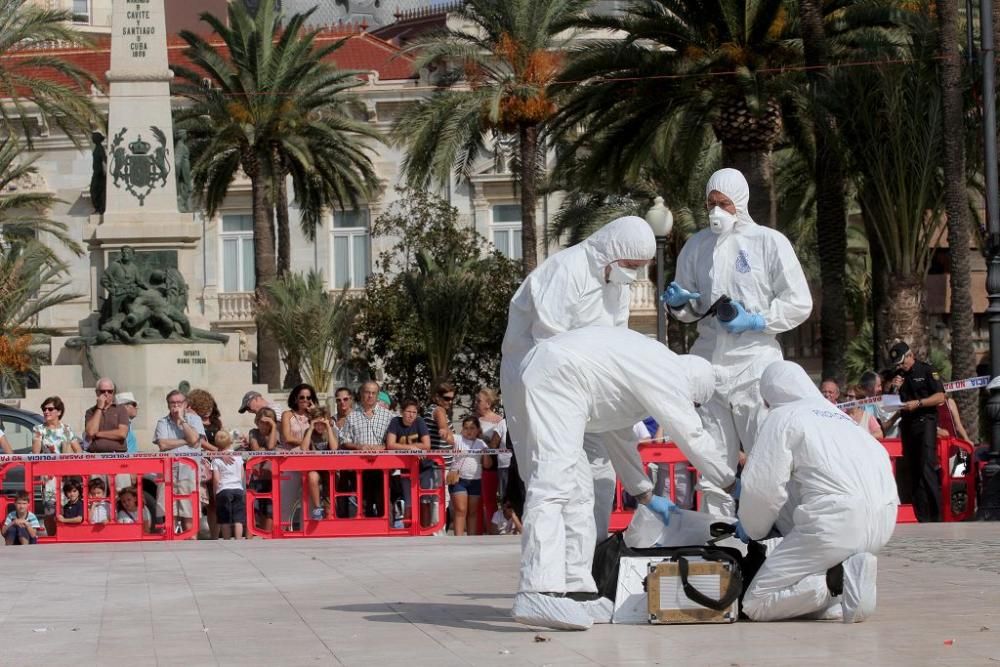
[580, 597, 613, 624]
[511, 592, 593, 631]
[841, 553, 877, 623]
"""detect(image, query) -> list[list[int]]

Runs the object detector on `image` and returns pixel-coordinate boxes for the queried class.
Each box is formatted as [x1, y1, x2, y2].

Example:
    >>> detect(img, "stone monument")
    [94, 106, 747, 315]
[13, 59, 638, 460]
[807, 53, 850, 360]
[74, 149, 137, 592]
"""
[26, 0, 268, 445]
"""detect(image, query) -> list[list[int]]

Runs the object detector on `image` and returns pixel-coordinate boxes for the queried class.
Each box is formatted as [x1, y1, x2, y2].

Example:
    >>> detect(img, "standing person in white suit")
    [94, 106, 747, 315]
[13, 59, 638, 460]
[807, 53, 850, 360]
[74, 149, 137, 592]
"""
[500, 216, 656, 540]
[736, 361, 898, 623]
[662, 168, 812, 516]
[511, 326, 739, 631]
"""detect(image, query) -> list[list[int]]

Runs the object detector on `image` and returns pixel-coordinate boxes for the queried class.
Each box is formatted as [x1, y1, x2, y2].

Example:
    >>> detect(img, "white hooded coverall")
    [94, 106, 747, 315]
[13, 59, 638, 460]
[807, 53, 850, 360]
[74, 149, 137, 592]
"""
[740, 361, 899, 622]
[517, 326, 737, 595]
[670, 168, 812, 515]
[500, 216, 656, 539]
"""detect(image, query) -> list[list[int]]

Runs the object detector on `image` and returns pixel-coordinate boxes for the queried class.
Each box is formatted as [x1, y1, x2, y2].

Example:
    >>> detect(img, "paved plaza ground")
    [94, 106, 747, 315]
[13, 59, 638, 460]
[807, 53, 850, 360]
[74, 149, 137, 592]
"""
[0, 522, 998, 666]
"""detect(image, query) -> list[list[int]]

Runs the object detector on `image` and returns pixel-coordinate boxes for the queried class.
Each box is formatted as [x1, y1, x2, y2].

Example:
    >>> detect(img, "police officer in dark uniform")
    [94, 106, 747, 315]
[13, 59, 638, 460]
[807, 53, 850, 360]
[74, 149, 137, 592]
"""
[888, 342, 946, 522]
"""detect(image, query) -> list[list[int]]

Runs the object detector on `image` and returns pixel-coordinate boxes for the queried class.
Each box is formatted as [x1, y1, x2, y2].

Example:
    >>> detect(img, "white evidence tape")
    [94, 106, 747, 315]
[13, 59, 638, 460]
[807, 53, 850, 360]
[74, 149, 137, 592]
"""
[0, 448, 510, 463]
[834, 375, 990, 411]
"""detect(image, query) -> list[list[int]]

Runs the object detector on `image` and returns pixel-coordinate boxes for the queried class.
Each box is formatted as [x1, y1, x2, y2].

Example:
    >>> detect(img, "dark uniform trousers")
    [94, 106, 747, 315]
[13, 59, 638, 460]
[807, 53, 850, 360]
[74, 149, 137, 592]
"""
[901, 415, 941, 522]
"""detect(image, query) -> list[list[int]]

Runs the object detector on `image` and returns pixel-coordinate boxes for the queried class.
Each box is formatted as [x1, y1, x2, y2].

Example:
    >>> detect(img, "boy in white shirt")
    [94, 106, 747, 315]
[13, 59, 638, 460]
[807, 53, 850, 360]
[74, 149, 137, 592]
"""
[211, 431, 246, 539]
[489, 499, 522, 535]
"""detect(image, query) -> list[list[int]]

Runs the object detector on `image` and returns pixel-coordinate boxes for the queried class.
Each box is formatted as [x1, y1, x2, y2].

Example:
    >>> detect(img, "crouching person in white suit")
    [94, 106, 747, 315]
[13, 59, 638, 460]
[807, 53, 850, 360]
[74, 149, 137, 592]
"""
[511, 326, 739, 631]
[736, 360, 899, 623]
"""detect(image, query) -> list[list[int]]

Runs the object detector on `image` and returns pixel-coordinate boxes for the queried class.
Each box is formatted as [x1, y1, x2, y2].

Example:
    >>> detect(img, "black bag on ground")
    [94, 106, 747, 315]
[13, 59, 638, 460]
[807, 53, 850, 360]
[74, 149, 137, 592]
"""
[592, 532, 745, 607]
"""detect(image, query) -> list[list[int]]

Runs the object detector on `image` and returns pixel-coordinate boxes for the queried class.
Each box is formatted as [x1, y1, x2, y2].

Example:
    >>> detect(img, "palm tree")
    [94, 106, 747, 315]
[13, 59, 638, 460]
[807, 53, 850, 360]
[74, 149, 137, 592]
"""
[256, 270, 360, 394]
[392, 0, 592, 275]
[0, 138, 82, 256]
[0, 241, 79, 394]
[827, 15, 944, 358]
[403, 251, 483, 389]
[172, 0, 381, 389]
[936, 0, 978, 438]
[555, 0, 815, 226]
[0, 0, 99, 147]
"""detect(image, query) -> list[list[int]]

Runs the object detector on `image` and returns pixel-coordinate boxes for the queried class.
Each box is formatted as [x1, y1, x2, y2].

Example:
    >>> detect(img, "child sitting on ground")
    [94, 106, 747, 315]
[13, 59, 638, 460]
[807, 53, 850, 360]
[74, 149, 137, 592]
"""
[489, 499, 522, 535]
[58, 478, 83, 524]
[2, 490, 40, 544]
[211, 431, 246, 539]
[88, 477, 111, 524]
[116, 486, 152, 532]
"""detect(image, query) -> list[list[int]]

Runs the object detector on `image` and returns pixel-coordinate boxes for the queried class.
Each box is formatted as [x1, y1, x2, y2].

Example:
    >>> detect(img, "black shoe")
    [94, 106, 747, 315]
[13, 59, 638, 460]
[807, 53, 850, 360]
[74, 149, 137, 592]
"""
[826, 562, 845, 597]
[565, 591, 602, 602]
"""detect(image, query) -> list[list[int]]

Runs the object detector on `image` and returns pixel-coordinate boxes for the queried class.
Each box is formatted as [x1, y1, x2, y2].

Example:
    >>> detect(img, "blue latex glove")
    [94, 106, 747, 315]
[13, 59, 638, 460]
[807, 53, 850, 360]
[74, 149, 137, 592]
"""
[661, 281, 701, 309]
[733, 521, 750, 544]
[720, 301, 766, 334]
[729, 478, 742, 500]
[646, 494, 679, 526]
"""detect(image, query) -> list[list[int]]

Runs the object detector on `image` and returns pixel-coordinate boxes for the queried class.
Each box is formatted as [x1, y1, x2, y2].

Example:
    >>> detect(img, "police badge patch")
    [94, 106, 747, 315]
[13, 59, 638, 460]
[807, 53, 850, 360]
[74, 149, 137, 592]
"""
[736, 249, 752, 274]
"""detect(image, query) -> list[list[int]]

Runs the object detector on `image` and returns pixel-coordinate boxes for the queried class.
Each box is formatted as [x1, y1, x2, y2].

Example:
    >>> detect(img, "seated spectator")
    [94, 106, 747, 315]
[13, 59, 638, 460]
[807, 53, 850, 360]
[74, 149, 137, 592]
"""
[449, 415, 491, 536]
[33, 395, 82, 536]
[844, 385, 884, 438]
[212, 431, 246, 539]
[246, 407, 278, 532]
[116, 487, 152, 532]
[2, 491, 39, 545]
[386, 399, 431, 527]
[84, 377, 129, 452]
[304, 406, 336, 520]
[937, 396, 973, 442]
[88, 478, 111, 524]
[489, 499, 522, 535]
[820, 378, 841, 405]
[58, 478, 84, 525]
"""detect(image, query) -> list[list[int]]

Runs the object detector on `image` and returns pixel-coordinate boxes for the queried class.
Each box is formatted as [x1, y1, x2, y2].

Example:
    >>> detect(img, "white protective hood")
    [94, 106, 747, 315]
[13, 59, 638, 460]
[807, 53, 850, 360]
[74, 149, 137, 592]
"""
[675, 354, 716, 406]
[759, 360, 825, 408]
[706, 168, 756, 229]
[582, 215, 657, 269]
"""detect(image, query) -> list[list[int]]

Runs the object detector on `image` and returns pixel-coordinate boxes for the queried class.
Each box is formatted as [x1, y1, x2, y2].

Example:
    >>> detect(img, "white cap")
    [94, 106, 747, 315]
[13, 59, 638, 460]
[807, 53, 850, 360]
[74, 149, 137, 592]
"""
[115, 391, 137, 406]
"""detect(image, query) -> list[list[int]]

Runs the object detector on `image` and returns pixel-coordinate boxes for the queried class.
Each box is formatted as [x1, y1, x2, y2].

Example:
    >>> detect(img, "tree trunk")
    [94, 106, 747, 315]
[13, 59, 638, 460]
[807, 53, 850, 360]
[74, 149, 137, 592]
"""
[885, 275, 929, 359]
[275, 171, 291, 277]
[721, 146, 775, 227]
[938, 0, 979, 438]
[250, 173, 281, 390]
[518, 123, 539, 276]
[800, 0, 848, 383]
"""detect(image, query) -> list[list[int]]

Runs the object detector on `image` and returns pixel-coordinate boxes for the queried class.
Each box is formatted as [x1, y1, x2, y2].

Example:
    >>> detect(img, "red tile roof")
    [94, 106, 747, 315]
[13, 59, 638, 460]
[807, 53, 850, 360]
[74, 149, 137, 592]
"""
[1, 27, 417, 93]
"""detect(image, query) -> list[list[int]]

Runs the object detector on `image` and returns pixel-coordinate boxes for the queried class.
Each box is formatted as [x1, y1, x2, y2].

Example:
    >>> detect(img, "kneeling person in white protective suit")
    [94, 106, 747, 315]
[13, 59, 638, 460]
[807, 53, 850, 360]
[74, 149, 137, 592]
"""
[511, 326, 739, 631]
[736, 361, 899, 623]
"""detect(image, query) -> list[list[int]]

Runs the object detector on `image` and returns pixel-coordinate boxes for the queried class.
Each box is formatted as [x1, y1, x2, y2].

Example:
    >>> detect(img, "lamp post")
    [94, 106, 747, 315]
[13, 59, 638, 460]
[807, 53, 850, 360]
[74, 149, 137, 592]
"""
[645, 196, 673, 345]
[980, 0, 1000, 519]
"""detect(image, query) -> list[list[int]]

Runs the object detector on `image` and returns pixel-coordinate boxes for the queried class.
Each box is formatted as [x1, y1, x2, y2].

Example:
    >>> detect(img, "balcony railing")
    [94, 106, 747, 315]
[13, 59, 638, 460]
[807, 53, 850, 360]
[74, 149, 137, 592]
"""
[629, 279, 658, 316]
[216, 289, 366, 324]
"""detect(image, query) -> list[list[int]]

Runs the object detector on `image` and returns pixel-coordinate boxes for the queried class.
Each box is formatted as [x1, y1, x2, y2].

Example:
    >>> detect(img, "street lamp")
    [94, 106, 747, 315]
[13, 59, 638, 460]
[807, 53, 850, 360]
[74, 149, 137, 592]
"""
[645, 196, 673, 345]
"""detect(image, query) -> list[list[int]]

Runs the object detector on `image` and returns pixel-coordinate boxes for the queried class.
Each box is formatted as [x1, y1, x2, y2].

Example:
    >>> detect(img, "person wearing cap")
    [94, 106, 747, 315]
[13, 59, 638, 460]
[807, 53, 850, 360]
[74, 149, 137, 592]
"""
[115, 392, 139, 453]
[238, 391, 286, 422]
[662, 168, 812, 517]
[887, 342, 946, 522]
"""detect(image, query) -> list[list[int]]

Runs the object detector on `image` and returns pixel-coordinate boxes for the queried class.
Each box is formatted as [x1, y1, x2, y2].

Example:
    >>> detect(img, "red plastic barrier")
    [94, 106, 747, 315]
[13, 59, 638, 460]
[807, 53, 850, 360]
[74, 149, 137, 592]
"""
[0, 456, 200, 543]
[247, 453, 447, 539]
[607, 437, 972, 532]
[608, 442, 698, 532]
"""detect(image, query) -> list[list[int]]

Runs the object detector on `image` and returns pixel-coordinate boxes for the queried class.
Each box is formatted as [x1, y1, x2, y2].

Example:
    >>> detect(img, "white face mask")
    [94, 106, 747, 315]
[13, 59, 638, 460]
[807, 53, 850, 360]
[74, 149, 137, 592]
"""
[607, 263, 638, 285]
[708, 206, 738, 235]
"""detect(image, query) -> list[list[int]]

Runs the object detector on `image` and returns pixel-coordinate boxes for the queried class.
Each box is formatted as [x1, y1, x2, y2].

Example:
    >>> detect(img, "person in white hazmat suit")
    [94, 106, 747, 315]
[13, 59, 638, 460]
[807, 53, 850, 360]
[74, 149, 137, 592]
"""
[500, 216, 656, 541]
[510, 326, 739, 631]
[736, 360, 899, 623]
[662, 168, 812, 516]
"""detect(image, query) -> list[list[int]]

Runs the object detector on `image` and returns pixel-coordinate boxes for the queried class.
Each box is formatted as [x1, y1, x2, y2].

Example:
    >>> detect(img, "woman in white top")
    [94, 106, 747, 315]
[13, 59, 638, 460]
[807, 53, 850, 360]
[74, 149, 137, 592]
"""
[32, 396, 82, 536]
[844, 385, 883, 439]
[475, 388, 509, 499]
